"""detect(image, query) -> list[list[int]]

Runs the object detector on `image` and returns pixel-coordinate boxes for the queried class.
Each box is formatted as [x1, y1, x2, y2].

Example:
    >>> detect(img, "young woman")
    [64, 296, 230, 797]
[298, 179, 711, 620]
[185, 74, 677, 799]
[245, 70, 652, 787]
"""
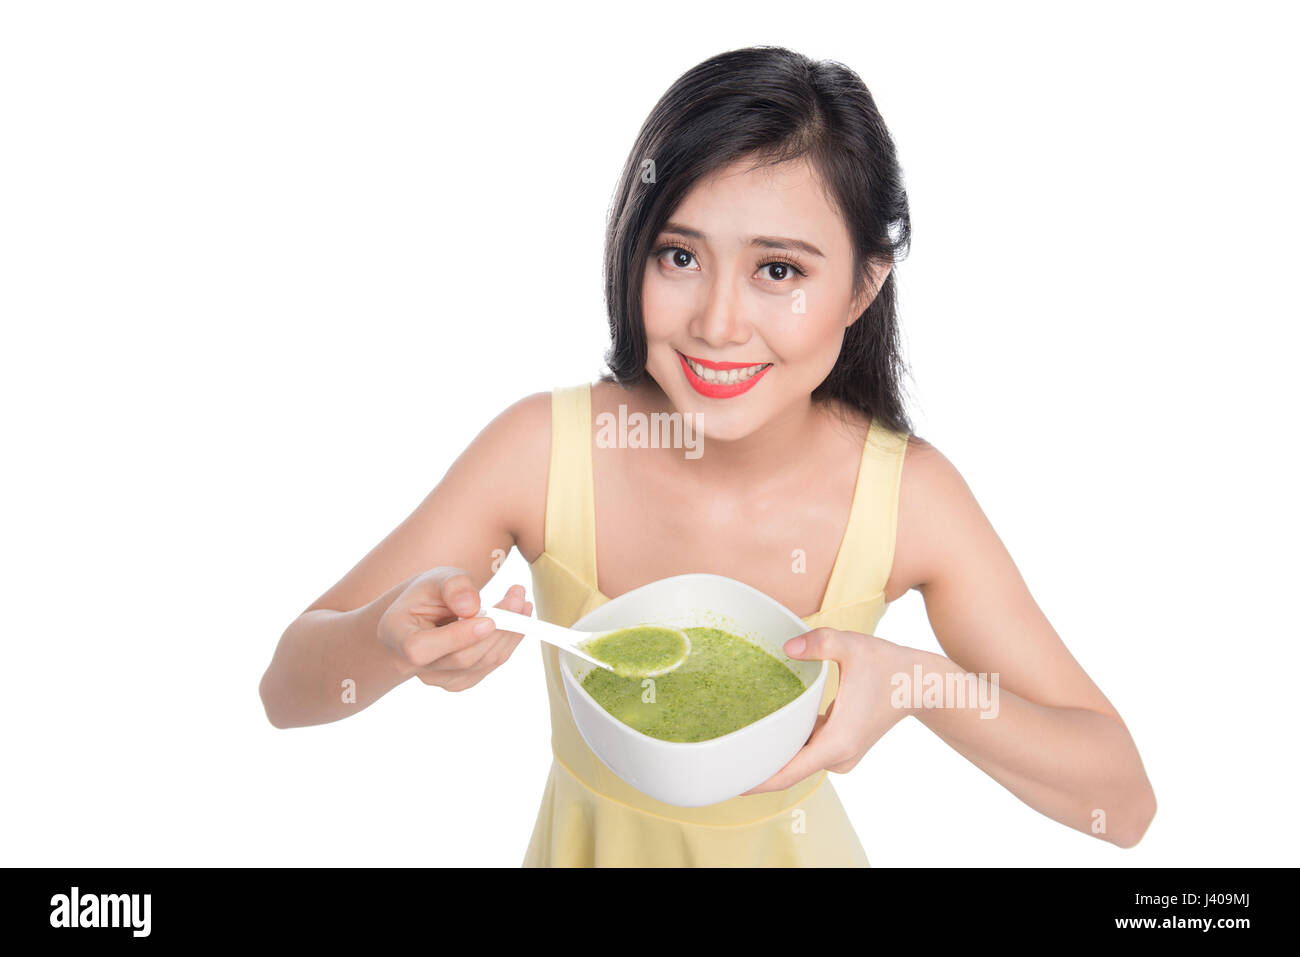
[259, 45, 1157, 866]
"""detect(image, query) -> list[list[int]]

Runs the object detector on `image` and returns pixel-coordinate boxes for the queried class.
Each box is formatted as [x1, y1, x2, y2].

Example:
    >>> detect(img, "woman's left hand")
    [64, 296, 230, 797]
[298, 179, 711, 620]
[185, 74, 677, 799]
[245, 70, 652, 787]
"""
[741, 627, 916, 795]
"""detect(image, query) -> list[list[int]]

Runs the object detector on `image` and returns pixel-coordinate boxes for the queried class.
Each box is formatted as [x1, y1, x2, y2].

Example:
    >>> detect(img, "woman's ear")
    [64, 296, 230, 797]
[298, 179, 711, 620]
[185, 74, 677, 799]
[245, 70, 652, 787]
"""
[846, 258, 892, 326]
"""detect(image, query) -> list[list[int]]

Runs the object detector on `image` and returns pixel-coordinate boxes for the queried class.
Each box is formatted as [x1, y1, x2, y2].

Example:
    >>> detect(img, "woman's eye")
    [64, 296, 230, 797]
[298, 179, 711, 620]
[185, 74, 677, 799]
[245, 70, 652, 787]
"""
[759, 262, 798, 282]
[655, 245, 804, 282]
[661, 247, 697, 269]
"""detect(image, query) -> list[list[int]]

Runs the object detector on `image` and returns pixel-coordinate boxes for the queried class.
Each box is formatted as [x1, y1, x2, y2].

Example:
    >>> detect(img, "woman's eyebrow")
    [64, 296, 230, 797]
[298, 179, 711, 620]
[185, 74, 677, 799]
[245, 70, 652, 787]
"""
[661, 221, 825, 259]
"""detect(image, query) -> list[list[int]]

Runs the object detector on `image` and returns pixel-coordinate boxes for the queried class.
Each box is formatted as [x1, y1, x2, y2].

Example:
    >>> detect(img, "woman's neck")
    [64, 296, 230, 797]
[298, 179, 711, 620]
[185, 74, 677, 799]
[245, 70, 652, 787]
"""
[612, 376, 861, 498]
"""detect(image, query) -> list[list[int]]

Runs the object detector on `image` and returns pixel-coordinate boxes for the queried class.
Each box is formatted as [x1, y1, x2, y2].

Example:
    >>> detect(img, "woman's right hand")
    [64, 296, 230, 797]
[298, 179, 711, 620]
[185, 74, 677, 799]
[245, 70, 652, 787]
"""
[378, 567, 532, 691]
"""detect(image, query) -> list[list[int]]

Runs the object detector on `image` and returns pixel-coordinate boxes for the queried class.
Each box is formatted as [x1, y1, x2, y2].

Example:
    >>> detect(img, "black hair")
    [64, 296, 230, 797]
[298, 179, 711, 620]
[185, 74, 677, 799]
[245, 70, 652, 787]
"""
[599, 45, 921, 441]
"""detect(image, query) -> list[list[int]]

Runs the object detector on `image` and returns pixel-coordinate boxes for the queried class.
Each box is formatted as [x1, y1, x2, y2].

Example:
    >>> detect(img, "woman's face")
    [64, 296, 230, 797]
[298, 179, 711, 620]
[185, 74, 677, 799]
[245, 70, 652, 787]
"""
[641, 156, 886, 441]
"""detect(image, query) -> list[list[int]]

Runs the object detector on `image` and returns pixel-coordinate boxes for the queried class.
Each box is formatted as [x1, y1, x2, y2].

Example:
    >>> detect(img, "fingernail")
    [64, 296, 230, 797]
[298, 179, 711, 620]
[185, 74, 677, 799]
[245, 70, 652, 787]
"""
[473, 619, 495, 636]
[787, 636, 806, 656]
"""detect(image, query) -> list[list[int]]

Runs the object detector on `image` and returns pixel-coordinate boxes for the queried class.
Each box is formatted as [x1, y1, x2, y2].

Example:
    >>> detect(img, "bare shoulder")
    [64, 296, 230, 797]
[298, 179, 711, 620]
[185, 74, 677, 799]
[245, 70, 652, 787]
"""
[889, 433, 986, 597]
[898, 433, 966, 509]
[295, 387, 554, 616]
[511, 380, 621, 560]
[481, 387, 552, 451]
[480, 388, 553, 564]
[893, 431, 1131, 729]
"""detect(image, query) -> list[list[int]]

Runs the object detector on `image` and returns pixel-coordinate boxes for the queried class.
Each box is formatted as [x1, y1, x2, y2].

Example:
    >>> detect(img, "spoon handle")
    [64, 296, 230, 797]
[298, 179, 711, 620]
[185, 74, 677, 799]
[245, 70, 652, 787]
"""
[473, 606, 610, 670]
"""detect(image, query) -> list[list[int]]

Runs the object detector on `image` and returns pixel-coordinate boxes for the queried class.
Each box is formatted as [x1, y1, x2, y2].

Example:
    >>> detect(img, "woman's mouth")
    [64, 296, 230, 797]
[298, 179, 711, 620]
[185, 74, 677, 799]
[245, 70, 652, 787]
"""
[677, 351, 773, 398]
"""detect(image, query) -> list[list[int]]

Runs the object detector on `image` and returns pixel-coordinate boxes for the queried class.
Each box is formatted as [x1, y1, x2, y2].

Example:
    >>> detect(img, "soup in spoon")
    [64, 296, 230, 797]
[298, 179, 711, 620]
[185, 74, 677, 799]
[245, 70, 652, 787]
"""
[580, 625, 690, 678]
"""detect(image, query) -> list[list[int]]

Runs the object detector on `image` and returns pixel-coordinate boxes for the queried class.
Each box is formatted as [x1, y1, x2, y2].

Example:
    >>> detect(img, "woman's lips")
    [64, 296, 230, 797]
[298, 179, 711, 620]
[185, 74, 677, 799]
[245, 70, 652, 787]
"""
[677, 351, 772, 398]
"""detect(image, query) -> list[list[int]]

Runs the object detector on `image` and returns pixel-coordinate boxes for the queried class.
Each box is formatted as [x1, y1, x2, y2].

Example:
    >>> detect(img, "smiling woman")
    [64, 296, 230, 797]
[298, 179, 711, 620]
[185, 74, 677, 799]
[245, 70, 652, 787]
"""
[261, 43, 1155, 870]
[518, 44, 1156, 865]
[517, 46, 933, 866]
[600, 45, 914, 444]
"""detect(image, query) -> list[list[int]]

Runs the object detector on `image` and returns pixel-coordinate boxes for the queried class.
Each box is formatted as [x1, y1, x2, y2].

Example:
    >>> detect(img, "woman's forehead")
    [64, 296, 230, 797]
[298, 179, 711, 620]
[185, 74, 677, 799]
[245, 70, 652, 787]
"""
[663, 159, 843, 249]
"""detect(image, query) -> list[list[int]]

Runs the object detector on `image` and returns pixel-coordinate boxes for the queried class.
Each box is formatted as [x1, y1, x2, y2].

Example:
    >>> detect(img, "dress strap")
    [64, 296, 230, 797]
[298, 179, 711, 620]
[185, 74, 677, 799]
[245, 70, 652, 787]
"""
[819, 419, 911, 610]
[544, 383, 599, 592]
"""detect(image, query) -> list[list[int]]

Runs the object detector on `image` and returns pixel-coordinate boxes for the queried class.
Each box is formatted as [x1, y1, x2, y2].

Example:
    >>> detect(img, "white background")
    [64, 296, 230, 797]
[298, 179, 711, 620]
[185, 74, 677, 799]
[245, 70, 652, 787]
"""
[2, 1, 1296, 867]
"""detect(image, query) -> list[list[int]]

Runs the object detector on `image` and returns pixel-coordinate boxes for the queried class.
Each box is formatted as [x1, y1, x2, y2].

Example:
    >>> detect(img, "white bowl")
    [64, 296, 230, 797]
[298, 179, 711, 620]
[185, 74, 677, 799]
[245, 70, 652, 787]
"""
[559, 573, 827, 807]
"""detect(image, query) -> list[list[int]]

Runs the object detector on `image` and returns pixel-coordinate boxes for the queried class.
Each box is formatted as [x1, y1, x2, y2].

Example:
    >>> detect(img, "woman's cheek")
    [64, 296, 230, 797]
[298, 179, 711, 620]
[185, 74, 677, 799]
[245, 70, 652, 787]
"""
[762, 302, 842, 366]
[641, 271, 683, 340]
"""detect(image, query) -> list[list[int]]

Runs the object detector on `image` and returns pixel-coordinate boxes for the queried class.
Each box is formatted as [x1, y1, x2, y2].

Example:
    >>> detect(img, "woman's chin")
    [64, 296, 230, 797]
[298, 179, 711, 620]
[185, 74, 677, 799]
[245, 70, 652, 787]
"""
[680, 406, 764, 445]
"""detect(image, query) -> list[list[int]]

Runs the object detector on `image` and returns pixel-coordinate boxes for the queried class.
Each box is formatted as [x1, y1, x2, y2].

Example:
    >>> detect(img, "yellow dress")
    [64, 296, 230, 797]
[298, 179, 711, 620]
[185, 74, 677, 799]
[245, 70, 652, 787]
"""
[523, 382, 910, 866]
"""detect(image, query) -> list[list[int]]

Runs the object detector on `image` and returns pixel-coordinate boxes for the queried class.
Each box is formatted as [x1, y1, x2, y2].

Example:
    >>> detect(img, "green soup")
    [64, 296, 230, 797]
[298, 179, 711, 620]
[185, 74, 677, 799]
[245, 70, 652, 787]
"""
[580, 626, 806, 743]
[582, 625, 689, 678]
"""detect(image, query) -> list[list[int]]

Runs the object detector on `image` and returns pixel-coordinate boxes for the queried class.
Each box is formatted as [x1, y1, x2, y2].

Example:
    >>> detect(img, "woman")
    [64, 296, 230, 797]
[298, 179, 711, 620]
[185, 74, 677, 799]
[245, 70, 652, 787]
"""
[259, 45, 1157, 866]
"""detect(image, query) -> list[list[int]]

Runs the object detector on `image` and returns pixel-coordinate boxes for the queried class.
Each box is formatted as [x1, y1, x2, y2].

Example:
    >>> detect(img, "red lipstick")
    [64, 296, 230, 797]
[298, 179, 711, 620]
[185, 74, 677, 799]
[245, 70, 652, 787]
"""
[677, 351, 772, 399]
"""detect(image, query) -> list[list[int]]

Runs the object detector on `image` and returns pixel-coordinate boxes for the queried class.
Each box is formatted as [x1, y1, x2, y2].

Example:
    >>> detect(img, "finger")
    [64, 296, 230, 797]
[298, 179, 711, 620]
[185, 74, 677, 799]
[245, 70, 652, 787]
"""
[458, 589, 531, 667]
[467, 619, 524, 668]
[782, 627, 851, 663]
[466, 600, 531, 671]
[408, 569, 481, 623]
[482, 585, 532, 635]
[740, 713, 838, 795]
[505, 591, 533, 617]
[437, 570, 482, 618]
[425, 587, 533, 672]
[404, 614, 497, 668]
[490, 617, 529, 658]
[488, 622, 529, 665]
[425, 666, 490, 692]
[483, 630, 517, 664]
[493, 584, 528, 611]
[421, 591, 529, 670]
[430, 582, 522, 630]
[421, 632, 503, 673]
[497, 617, 529, 656]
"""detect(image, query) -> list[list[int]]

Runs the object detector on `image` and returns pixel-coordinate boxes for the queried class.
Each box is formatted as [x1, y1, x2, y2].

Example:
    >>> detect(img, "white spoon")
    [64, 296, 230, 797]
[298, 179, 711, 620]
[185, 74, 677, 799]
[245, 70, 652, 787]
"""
[469, 606, 692, 677]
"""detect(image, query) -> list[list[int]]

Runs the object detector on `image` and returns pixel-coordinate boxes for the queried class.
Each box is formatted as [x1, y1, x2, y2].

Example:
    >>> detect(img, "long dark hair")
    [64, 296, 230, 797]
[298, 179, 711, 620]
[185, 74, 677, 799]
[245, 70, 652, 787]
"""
[599, 45, 919, 440]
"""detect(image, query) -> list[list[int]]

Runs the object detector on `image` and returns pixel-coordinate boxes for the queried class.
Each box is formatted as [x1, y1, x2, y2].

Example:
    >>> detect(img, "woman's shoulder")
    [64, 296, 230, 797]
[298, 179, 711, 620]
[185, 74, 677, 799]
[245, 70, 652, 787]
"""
[463, 388, 560, 563]
[493, 379, 627, 450]
[478, 381, 610, 562]
[480, 379, 603, 433]
[889, 428, 985, 597]
[819, 398, 948, 598]
[476, 388, 553, 449]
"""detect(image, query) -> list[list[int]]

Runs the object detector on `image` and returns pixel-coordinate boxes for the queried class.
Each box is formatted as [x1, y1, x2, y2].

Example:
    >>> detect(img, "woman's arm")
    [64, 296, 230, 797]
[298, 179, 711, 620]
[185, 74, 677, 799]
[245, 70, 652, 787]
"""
[745, 438, 1156, 847]
[260, 575, 424, 728]
[259, 390, 552, 728]
[900, 441, 1157, 847]
[901, 646, 1155, 847]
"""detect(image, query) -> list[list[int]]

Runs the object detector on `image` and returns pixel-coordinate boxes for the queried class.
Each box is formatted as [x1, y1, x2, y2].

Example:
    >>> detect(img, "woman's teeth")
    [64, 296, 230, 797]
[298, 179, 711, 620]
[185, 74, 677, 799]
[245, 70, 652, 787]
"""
[685, 357, 771, 384]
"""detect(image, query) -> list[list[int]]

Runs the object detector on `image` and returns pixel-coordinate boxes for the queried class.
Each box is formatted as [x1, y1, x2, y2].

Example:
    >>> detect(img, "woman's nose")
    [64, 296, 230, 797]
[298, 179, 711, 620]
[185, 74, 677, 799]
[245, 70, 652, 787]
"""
[689, 272, 751, 346]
